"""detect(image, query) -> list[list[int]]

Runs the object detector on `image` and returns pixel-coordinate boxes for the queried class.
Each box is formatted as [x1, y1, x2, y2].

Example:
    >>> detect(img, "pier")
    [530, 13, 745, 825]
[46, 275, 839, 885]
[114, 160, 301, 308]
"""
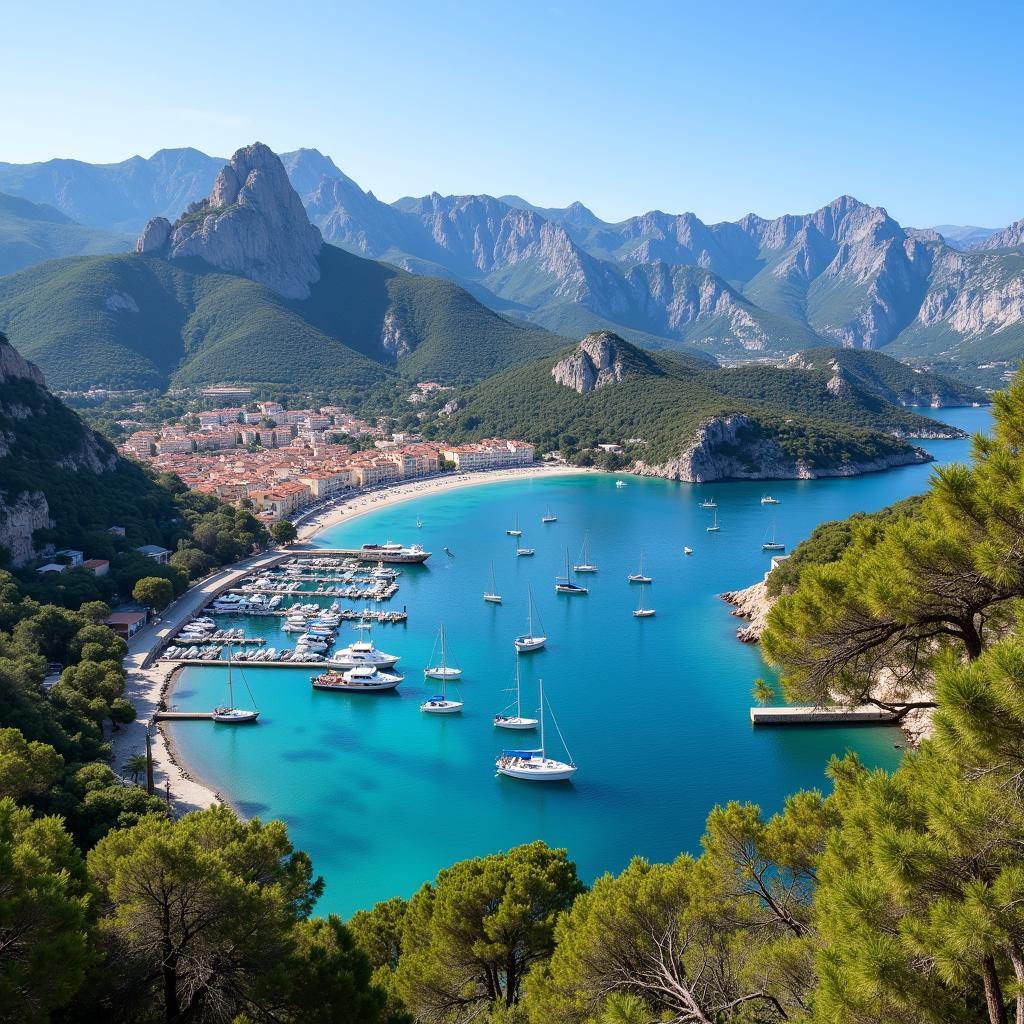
[153, 711, 215, 720]
[157, 657, 333, 668]
[749, 705, 898, 725]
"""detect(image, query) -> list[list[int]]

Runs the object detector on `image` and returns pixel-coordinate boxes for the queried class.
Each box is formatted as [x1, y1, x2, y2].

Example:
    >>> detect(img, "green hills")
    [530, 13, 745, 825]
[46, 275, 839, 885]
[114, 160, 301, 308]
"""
[0, 243, 567, 391]
[0, 191, 130, 276]
[430, 332, 975, 479]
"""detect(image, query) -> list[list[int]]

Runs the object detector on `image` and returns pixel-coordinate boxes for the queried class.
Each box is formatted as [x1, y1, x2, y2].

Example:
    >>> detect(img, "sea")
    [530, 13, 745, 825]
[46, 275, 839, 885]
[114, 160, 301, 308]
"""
[167, 406, 993, 916]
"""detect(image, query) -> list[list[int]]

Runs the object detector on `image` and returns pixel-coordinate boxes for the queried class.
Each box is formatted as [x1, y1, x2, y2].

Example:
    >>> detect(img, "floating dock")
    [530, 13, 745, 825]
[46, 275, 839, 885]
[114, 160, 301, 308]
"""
[153, 710, 215, 720]
[749, 705, 897, 725]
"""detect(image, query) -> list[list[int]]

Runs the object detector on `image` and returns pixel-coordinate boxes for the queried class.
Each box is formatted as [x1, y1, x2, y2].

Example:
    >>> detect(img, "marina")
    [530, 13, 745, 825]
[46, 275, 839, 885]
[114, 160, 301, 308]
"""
[164, 408, 989, 916]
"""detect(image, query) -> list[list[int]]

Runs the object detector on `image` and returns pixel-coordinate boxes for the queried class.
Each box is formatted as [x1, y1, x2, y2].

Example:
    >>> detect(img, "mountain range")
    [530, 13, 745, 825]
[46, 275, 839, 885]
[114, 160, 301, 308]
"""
[0, 145, 565, 391]
[1, 148, 1023, 367]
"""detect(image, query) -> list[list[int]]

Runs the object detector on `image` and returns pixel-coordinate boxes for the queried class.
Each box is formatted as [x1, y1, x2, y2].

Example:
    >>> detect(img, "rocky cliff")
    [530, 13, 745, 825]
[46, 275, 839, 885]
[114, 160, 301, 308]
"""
[972, 217, 1024, 251]
[551, 332, 627, 392]
[631, 413, 930, 483]
[136, 142, 322, 300]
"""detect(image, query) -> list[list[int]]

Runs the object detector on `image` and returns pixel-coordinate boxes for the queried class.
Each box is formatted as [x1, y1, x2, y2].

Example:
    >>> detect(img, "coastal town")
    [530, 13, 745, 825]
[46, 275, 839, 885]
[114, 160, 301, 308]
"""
[116, 392, 535, 523]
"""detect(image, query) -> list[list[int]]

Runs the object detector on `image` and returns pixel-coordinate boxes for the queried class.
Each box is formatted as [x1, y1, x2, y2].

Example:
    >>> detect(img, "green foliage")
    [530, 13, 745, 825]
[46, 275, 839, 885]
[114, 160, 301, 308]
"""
[765, 495, 924, 597]
[87, 806, 324, 1022]
[0, 797, 93, 1024]
[131, 575, 173, 610]
[0, 727, 62, 801]
[361, 841, 583, 1022]
[272, 519, 299, 545]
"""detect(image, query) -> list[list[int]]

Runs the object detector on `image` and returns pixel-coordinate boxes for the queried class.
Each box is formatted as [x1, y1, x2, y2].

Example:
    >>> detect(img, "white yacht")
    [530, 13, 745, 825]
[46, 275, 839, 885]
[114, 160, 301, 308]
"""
[424, 623, 462, 680]
[356, 542, 430, 564]
[761, 495, 780, 505]
[484, 562, 502, 604]
[633, 584, 656, 618]
[495, 678, 576, 781]
[328, 640, 400, 670]
[706, 510, 721, 533]
[573, 533, 598, 573]
[516, 545, 535, 557]
[684, 546, 693, 556]
[212, 649, 260, 724]
[615, 480, 627, 488]
[699, 497, 717, 509]
[514, 587, 547, 653]
[212, 593, 246, 613]
[628, 550, 653, 584]
[542, 508, 557, 523]
[296, 634, 330, 653]
[494, 658, 538, 730]
[311, 666, 403, 691]
[555, 550, 588, 595]
[506, 514, 522, 537]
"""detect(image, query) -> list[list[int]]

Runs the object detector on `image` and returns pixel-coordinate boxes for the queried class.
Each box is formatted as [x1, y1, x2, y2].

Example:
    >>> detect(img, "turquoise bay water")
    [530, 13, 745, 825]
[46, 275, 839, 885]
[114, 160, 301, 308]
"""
[169, 407, 993, 916]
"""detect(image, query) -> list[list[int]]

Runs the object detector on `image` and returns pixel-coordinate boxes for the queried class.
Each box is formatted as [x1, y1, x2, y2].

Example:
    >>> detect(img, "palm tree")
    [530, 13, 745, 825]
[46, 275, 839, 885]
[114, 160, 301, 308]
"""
[122, 753, 148, 785]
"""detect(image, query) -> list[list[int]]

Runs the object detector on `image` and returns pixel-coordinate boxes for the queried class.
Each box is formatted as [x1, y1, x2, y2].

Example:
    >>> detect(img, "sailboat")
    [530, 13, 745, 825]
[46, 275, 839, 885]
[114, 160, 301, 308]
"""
[699, 496, 717, 508]
[212, 647, 260, 723]
[683, 546, 693, 556]
[495, 678, 577, 781]
[706, 510, 721, 533]
[573, 533, 598, 572]
[633, 584, 656, 618]
[416, 517, 423, 528]
[542, 507, 557, 523]
[506, 514, 522, 537]
[555, 550, 588, 595]
[628, 550, 652, 584]
[760, 495, 780, 505]
[424, 623, 462, 680]
[494, 658, 538, 730]
[420, 668, 463, 714]
[516, 533, 535, 556]
[762, 522, 786, 551]
[483, 562, 502, 604]
[514, 587, 547, 652]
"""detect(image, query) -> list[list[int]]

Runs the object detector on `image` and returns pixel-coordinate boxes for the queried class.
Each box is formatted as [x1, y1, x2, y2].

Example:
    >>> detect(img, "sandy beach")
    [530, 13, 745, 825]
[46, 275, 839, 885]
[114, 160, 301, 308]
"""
[118, 462, 591, 815]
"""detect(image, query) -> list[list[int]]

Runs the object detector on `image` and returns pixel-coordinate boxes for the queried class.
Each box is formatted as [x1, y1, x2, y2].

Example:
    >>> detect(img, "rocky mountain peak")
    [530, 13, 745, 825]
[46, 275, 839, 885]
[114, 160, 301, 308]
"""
[135, 142, 322, 300]
[0, 330, 45, 387]
[973, 216, 1024, 251]
[551, 331, 628, 393]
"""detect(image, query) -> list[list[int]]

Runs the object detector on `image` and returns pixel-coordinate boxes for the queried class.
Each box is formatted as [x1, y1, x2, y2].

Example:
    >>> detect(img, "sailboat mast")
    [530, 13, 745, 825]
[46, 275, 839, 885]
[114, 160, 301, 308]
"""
[227, 645, 234, 706]
[527, 590, 533, 638]
[539, 677, 546, 759]
[515, 658, 522, 718]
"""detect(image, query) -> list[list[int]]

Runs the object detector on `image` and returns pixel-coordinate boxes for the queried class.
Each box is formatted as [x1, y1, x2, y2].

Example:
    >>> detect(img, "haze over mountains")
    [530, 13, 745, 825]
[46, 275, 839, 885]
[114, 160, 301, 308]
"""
[1, 146, 1024, 368]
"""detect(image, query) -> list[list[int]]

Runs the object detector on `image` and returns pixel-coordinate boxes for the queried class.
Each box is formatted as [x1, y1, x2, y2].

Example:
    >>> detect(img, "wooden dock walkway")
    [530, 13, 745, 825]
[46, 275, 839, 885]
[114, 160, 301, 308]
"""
[153, 711, 215, 720]
[750, 705, 897, 725]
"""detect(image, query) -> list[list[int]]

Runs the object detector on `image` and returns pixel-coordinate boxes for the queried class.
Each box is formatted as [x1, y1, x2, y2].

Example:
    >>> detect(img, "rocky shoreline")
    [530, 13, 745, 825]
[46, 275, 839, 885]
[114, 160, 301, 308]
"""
[632, 413, 932, 482]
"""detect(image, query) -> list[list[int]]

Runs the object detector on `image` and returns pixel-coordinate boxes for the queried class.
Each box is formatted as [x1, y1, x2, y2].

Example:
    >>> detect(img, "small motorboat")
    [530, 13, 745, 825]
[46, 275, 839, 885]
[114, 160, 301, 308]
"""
[684, 546, 693, 556]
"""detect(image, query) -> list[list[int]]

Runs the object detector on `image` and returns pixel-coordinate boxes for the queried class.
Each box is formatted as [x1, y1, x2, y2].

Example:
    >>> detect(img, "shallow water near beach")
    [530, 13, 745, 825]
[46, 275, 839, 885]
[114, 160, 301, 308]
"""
[168, 407, 992, 916]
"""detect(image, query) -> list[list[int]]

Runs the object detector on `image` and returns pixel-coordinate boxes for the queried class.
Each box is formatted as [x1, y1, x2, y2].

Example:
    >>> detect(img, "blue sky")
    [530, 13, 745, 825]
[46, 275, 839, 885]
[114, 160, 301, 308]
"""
[2, 0, 1020, 227]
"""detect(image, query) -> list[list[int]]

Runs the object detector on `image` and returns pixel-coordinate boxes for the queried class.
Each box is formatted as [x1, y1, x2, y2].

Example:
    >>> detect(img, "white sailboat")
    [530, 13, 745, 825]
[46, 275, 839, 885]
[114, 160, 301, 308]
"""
[633, 584, 656, 618]
[683, 546, 693, 556]
[506, 514, 522, 537]
[762, 521, 786, 551]
[761, 495, 780, 505]
[555, 549, 588, 595]
[420, 668, 463, 714]
[542, 508, 557, 523]
[516, 537, 535, 556]
[699, 496, 717, 508]
[494, 658, 538, 729]
[514, 587, 547, 652]
[615, 479, 627, 488]
[573, 533, 598, 573]
[484, 562, 502, 603]
[495, 678, 577, 781]
[706, 510, 721, 533]
[212, 648, 260, 723]
[424, 623, 462, 680]
[628, 549, 652, 584]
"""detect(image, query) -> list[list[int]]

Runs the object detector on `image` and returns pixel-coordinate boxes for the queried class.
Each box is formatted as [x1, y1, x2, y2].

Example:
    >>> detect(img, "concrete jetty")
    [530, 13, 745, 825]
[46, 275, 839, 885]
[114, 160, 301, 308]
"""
[750, 705, 897, 725]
